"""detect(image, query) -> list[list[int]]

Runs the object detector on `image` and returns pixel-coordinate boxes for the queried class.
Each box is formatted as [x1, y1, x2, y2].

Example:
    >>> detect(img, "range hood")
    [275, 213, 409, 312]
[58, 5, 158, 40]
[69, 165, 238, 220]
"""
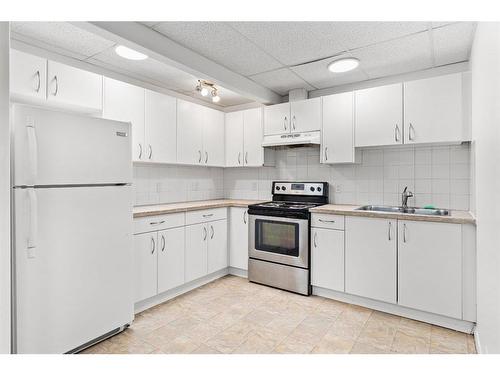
[262, 131, 321, 147]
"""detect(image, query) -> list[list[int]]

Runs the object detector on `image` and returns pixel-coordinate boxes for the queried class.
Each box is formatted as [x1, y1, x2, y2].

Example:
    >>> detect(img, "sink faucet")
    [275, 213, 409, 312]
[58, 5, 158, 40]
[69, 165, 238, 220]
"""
[401, 186, 414, 209]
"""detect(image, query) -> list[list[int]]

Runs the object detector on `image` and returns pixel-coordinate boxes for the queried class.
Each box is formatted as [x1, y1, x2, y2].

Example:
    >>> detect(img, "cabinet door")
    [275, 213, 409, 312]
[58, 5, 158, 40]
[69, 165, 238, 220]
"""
[290, 97, 321, 133]
[46, 60, 102, 113]
[208, 220, 228, 274]
[10, 49, 47, 102]
[157, 227, 185, 294]
[264, 102, 290, 135]
[177, 99, 203, 165]
[145, 90, 177, 163]
[311, 228, 344, 292]
[243, 108, 264, 166]
[133, 232, 158, 303]
[103, 77, 145, 161]
[185, 223, 208, 282]
[229, 208, 248, 270]
[404, 73, 463, 144]
[322, 92, 356, 164]
[355, 83, 403, 147]
[203, 107, 225, 166]
[345, 216, 397, 303]
[225, 111, 244, 167]
[398, 221, 462, 319]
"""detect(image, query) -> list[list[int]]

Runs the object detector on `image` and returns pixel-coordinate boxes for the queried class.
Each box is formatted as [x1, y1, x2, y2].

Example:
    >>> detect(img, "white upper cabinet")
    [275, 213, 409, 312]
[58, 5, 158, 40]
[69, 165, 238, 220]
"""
[404, 73, 464, 144]
[264, 102, 290, 135]
[243, 108, 264, 166]
[355, 83, 403, 147]
[177, 99, 204, 165]
[398, 220, 462, 319]
[46, 60, 102, 113]
[322, 92, 359, 164]
[203, 107, 226, 167]
[145, 90, 177, 164]
[10, 49, 47, 103]
[103, 77, 145, 162]
[290, 97, 321, 133]
[225, 111, 245, 167]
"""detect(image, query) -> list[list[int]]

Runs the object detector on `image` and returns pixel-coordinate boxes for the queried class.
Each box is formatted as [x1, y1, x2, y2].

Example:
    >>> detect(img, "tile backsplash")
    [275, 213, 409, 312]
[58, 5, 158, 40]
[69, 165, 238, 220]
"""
[134, 143, 471, 211]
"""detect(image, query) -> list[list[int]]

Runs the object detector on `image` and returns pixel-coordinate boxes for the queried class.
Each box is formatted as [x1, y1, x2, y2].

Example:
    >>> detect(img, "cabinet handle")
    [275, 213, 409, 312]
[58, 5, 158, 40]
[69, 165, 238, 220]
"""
[403, 223, 407, 243]
[161, 234, 165, 251]
[324, 147, 328, 161]
[52, 75, 58, 96]
[394, 125, 400, 143]
[210, 225, 214, 239]
[202, 213, 214, 218]
[151, 237, 155, 254]
[284, 116, 287, 130]
[238, 152, 241, 165]
[388, 221, 392, 241]
[313, 232, 318, 247]
[245, 151, 248, 164]
[148, 144, 152, 160]
[409, 123, 415, 141]
[205, 151, 208, 164]
[243, 211, 247, 224]
[203, 226, 207, 241]
[149, 220, 165, 225]
[292, 115, 296, 130]
[138, 143, 143, 160]
[318, 218, 335, 223]
[35, 70, 41, 93]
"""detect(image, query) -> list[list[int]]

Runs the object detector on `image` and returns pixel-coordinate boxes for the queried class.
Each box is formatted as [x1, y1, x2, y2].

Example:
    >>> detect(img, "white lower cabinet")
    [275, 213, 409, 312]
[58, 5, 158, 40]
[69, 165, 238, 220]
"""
[207, 220, 228, 273]
[228, 207, 249, 270]
[311, 227, 344, 292]
[157, 227, 185, 294]
[345, 216, 397, 304]
[185, 223, 208, 283]
[398, 220, 462, 319]
[133, 232, 158, 303]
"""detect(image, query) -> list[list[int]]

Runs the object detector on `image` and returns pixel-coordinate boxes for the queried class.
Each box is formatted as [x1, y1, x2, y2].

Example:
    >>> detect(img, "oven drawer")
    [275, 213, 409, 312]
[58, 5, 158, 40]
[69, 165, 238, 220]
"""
[185, 207, 227, 225]
[311, 213, 345, 230]
[134, 212, 185, 234]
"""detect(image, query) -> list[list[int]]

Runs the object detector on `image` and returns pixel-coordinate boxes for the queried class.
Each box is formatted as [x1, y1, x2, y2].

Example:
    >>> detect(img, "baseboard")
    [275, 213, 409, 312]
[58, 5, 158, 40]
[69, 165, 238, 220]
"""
[134, 268, 229, 314]
[228, 267, 248, 278]
[313, 286, 476, 334]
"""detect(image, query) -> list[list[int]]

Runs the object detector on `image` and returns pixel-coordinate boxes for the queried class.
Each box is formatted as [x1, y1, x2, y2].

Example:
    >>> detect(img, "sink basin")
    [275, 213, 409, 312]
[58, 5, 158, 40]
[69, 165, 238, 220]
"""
[355, 205, 450, 216]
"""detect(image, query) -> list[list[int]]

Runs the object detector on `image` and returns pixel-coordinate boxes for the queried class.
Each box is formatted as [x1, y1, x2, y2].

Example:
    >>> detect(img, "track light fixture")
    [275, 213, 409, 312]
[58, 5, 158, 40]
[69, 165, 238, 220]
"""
[196, 80, 221, 103]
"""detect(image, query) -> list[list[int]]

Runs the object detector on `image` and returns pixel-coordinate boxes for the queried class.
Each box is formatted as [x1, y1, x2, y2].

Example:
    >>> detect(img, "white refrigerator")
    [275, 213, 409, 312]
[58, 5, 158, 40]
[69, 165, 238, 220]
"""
[12, 104, 134, 353]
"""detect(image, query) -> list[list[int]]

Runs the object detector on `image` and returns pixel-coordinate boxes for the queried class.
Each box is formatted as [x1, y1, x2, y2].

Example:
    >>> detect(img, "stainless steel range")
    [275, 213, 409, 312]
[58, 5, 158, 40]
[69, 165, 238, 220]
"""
[247, 181, 329, 295]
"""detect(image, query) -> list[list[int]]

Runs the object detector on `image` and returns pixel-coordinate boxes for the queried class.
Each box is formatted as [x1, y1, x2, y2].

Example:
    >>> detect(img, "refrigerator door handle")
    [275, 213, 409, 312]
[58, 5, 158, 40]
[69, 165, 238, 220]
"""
[27, 123, 38, 184]
[27, 188, 38, 258]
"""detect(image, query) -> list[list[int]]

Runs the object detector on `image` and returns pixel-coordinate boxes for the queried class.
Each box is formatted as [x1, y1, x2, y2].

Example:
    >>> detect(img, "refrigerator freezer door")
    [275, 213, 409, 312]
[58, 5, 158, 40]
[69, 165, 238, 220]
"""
[14, 185, 133, 353]
[12, 104, 132, 186]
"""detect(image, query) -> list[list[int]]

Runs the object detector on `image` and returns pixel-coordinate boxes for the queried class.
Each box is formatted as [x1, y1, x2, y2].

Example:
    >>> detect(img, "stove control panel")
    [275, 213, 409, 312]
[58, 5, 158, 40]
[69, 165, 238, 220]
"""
[272, 182, 328, 196]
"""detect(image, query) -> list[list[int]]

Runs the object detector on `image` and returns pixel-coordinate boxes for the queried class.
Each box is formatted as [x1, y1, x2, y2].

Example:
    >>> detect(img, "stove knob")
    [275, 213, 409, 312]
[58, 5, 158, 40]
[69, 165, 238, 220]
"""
[276, 186, 280, 191]
[282, 186, 286, 191]
[317, 186, 322, 192]
[310, 187, 315, 192]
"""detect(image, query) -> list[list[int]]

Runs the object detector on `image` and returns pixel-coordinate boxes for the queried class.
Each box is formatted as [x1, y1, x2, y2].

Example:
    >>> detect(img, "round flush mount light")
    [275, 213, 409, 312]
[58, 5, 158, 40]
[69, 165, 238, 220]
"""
[115, 45, 148, 60]
[327, 57, 359, 73]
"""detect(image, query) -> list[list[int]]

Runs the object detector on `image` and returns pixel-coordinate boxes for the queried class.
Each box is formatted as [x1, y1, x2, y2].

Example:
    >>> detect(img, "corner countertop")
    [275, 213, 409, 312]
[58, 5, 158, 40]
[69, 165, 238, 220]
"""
[309, 204, 476, 225]
[133, 199, 266, 218]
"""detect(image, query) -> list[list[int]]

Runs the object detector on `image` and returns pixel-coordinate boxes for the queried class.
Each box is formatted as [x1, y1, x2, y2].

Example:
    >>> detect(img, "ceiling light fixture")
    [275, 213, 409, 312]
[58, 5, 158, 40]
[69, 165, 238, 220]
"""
[327, 57, 359, 73]
[196, 80, 221, 103]
[115, 45, 148, 60]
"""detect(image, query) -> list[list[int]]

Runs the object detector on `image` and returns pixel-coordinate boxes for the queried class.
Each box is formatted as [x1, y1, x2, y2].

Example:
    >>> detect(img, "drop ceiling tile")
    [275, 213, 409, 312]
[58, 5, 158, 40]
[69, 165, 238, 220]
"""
[151, 22, 282, 76]
[249, 68, 315, 96]
[433, 22, 476, 66]
[10, 22, 115, 59]
[229, 21, 429, 66]
[351, 31, 433, 80]
[291, 54, 369, 89]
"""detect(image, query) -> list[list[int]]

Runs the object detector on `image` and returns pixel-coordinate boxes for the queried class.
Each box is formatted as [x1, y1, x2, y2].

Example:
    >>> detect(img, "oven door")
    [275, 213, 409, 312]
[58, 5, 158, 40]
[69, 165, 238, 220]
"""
[249, 214, 309, 268]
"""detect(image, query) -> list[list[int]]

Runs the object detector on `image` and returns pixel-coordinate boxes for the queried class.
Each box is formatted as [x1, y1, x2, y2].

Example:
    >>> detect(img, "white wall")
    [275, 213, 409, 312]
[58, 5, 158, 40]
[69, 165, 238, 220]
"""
[0, 22, 10, 354]
[224, 144, 471, 210]
[470, 22, 500, 354]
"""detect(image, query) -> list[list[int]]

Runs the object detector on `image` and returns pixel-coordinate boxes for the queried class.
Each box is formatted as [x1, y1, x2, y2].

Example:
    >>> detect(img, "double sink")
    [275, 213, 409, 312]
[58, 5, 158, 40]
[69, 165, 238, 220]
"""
[356, 205, 450, 216]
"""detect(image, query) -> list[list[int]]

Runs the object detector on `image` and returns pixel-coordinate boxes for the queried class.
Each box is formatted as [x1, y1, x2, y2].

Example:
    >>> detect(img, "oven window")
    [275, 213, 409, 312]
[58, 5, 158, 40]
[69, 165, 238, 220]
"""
[255, 219, 299, 257]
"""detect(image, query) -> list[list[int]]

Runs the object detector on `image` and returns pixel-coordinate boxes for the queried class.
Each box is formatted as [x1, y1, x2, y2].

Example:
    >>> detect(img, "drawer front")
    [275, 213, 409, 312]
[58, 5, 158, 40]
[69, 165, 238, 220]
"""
[134, 212, 185, 234]
[186, 207, 227, 225]
[311, 214, 345, 230]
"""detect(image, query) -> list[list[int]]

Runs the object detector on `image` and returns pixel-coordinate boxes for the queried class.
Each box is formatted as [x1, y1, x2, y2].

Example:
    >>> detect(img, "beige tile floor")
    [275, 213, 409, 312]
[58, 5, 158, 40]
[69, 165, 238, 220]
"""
[82, 275, 476, 354]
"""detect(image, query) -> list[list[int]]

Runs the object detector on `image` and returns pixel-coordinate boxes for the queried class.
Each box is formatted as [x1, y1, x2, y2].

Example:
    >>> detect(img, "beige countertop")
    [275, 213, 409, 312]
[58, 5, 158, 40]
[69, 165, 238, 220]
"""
[133, 199, 266, 218]
[310, 204, 476, 225]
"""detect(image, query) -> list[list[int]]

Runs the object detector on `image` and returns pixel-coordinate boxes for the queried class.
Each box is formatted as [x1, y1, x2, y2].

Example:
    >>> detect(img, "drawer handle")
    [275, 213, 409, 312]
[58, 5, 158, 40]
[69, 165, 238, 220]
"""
[202, 214, 214, 218]
[318, 219, 335, 223]
[149, 220, 165, 225]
